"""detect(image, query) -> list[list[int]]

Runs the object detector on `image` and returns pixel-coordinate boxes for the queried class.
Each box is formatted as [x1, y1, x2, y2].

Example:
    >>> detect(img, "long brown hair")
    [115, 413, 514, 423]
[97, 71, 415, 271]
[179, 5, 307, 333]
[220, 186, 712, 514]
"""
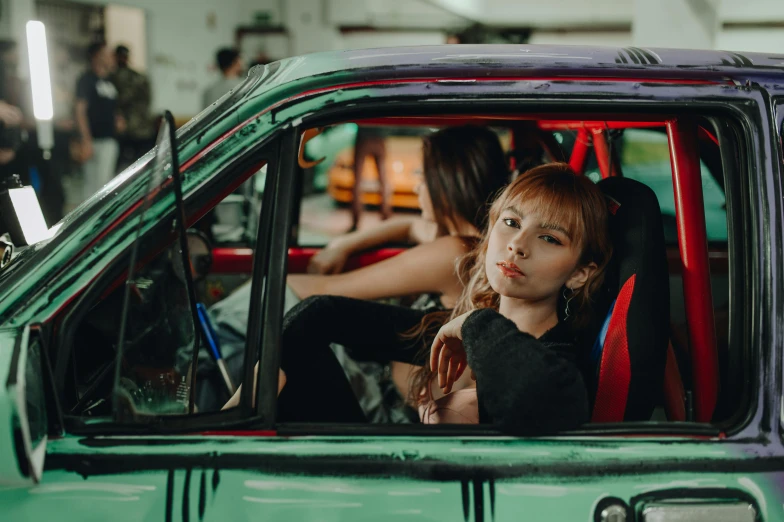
[408, 162, 613, 404]
[422, 126, 509, 234]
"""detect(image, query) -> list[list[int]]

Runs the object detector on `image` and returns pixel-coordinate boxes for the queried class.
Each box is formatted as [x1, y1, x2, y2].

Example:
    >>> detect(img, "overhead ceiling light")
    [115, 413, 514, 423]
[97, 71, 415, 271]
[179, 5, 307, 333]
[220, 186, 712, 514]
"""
[25, 21, 54, 154]
[25, 21, 53, 121]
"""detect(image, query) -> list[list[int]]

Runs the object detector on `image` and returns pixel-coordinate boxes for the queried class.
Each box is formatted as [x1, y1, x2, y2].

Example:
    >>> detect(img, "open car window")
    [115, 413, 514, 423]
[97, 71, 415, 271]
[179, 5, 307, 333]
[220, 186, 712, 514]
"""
[274, 112, 744, 435]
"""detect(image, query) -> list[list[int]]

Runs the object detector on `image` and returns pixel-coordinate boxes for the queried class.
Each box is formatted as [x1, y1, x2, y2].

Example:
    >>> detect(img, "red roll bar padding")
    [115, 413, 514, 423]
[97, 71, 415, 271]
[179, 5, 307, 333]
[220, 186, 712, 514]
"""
[212, 248, 254, 273]
[210, 247, 406, 274]
[663, 341, 686, 421]
[591, 128, 620, 178]
[666, 118, 718, 423]
[569, 128, 590, 175]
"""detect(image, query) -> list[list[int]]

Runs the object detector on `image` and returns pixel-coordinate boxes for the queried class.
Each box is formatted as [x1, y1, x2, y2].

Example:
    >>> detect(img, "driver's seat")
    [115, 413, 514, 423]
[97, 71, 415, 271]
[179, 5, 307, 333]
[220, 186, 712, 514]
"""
[588, 177, 670, 422]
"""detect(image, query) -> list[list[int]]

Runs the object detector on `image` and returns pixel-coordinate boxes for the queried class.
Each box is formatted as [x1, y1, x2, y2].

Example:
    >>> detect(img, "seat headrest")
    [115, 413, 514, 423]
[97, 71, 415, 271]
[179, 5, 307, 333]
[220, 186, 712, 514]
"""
[590, 177, 670, 422]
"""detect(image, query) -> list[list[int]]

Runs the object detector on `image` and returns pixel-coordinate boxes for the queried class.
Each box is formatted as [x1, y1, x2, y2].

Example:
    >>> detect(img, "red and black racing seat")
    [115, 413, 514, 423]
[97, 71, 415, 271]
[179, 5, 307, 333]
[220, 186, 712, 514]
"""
[589, 177, 671, 422]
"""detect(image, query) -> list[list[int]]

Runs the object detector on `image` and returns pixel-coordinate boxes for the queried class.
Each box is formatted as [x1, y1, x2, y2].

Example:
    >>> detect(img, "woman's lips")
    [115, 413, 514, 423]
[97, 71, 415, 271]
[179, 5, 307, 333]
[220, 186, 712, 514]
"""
[497, 261, 524, 278]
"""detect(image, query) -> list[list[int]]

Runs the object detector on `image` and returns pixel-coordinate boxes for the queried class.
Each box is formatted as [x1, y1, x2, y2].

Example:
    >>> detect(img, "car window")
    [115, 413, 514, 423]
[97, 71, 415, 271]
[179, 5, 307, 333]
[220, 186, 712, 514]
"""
[63, 160, 270, 419]
[210, 168, 266, 247]
[556, 128, 727, 244]
[617, 129, 727, 243]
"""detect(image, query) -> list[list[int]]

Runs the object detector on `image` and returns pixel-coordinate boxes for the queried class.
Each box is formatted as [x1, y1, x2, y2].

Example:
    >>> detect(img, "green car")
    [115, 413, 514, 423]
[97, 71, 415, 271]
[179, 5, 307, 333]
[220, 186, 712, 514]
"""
[1, 45, 783, 521]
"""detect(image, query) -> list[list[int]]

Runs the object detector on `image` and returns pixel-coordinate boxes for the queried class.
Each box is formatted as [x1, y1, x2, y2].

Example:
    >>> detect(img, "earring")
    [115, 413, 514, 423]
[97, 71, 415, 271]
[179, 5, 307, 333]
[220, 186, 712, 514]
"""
[563, 286, 576, 319]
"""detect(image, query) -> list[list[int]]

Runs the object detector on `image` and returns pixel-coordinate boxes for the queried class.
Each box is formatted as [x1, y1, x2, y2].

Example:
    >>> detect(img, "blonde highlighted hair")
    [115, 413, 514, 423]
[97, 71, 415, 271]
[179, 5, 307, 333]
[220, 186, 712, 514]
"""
[407, 162, 613, 404]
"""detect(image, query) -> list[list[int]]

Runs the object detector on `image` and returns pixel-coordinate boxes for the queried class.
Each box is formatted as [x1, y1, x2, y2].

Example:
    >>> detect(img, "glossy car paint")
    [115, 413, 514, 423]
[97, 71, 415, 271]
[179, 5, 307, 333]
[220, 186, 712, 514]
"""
[0, 45, 783, 520]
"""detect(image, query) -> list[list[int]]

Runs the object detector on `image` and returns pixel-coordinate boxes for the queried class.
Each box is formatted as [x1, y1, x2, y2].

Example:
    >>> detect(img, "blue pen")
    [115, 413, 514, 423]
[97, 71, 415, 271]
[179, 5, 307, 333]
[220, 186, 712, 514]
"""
[196, 302, 235, 395]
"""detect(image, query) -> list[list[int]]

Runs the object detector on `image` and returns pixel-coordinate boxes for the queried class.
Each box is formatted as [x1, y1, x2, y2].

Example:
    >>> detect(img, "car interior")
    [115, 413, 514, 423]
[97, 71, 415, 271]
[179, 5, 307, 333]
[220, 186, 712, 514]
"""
[51, 109, 747, 436]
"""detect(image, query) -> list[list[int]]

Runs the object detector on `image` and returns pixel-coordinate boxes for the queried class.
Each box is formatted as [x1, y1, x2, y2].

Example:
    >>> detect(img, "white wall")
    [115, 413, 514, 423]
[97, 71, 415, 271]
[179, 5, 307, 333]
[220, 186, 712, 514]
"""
[71, 0, 245, 117]
[339, 31, 446, 50]
[328, 0, 465, 29]
[0, 0, 11, 40]
[529, 30, 632, 48]
[716, 29, 784, 53]
[105, 4, 146, 71]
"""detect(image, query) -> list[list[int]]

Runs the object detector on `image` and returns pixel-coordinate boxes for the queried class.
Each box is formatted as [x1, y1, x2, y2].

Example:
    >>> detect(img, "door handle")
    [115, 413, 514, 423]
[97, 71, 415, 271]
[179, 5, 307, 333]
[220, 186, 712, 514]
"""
[641, 501, 757, 522]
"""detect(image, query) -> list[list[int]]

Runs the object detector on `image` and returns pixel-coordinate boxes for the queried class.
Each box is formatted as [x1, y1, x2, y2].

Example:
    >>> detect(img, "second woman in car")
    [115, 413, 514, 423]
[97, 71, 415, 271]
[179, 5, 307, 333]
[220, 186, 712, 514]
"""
[287, 125, 510, 309]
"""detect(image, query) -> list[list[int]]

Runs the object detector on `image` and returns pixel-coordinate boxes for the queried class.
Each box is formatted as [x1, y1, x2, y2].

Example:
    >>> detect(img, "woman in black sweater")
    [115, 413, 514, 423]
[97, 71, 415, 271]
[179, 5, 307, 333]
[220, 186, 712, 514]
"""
[229, 163, 612, 435]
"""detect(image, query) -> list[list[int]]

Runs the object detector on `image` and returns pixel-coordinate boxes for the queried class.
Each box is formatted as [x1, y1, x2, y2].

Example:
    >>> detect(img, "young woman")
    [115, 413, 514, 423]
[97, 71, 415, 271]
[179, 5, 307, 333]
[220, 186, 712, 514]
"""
[288, 125, 510, 309]
[227, 163, 612, 434]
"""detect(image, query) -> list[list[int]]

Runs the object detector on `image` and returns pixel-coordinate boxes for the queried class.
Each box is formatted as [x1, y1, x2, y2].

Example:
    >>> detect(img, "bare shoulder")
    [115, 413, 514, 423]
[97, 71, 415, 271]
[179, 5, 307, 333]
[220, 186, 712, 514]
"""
[403, 235, 476, 272]
[430, 234, 477, 254]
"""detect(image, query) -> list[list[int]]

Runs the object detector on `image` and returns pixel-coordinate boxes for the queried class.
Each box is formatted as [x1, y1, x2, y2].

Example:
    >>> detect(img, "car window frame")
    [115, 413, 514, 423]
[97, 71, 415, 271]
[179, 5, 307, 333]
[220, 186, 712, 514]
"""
[54, 134, 282, 435]
[775, 96, 784, 435]
[257, 90, 763, 439]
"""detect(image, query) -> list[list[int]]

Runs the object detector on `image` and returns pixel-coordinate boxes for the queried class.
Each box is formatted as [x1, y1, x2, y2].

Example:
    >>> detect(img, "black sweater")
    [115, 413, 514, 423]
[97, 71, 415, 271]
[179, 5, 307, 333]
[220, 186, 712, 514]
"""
[462, 308, 590, 435]
[278, 296, 590, 433]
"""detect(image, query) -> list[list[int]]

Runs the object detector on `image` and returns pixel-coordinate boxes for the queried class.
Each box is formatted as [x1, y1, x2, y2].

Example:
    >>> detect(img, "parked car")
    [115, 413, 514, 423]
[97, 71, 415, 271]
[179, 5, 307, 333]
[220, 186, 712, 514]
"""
[1, 45, 783, 521]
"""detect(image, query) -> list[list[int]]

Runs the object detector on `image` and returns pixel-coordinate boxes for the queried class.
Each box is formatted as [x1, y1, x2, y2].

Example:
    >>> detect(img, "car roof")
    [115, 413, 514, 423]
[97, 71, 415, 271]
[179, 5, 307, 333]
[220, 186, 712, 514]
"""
[245, 44, 784, 90]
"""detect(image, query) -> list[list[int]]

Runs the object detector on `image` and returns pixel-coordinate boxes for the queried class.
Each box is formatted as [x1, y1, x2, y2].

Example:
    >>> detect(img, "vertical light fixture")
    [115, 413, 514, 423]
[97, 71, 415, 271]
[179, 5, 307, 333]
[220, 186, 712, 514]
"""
[25, 21, 54, 157]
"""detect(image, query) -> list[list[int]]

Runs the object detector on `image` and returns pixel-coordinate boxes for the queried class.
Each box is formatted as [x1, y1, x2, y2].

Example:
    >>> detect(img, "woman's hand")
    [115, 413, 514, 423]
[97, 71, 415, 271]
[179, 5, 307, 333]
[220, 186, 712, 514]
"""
[307, 245, 350, 274]
[222, 365, 287, 410]
[430, 311, 474, 394]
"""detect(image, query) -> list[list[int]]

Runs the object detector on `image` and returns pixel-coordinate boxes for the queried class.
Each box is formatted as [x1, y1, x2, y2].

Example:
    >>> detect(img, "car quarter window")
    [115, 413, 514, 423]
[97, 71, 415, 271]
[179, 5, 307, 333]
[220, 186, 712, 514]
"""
[58, 151, 271, 422]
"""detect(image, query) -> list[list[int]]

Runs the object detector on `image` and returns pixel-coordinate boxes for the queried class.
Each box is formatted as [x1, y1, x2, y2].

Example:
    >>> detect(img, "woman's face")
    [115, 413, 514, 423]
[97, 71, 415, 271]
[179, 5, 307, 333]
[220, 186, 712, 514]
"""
[485, 200, 593, 304]
[415, 179, 435, 222]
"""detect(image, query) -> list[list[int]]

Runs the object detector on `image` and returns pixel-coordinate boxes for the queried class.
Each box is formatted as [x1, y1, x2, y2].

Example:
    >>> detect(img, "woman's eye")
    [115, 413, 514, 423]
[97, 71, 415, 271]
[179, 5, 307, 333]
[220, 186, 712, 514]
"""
[540, 235, 562, 245]
[503, 218, 519, 228]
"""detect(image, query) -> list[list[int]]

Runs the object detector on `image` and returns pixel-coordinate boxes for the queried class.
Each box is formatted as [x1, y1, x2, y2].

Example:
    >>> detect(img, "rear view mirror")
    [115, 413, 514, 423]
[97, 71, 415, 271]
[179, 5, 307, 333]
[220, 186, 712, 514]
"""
[0, 325, 48, 484]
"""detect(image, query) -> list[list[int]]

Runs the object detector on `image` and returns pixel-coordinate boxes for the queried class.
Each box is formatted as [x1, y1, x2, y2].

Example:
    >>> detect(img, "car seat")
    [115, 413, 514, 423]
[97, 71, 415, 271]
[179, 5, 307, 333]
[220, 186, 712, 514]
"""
[589, 177, 671, 422]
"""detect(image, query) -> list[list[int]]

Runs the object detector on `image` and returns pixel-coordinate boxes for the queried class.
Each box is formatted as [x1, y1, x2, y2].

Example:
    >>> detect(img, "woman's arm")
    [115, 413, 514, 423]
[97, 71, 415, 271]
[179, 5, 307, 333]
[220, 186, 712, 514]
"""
[461, 309, 589, 435]
[289, 235, 470, 305]
[307, 217, 438, 274]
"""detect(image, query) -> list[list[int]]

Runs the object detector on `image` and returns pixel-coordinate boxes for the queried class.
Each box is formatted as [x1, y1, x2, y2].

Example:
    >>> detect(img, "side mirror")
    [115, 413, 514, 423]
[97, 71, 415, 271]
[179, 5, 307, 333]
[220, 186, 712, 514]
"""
[0, 326, 48, 484]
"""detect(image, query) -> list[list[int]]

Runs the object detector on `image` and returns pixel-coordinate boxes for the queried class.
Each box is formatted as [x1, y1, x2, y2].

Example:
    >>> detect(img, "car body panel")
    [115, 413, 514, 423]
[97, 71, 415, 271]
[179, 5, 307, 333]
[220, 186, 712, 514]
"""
[1, 437, 783, 520]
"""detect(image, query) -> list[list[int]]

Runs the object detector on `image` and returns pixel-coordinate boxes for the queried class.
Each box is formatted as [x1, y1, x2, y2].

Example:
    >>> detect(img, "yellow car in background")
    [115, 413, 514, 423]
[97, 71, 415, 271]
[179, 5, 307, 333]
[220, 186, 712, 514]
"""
[326, 126, 512, 209]
[326, 128, 425, 209]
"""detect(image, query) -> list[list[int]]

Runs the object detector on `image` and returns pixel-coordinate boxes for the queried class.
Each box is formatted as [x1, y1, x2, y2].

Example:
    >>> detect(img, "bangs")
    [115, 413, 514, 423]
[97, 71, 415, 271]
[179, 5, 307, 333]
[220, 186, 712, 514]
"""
[495, 166, 593, 247]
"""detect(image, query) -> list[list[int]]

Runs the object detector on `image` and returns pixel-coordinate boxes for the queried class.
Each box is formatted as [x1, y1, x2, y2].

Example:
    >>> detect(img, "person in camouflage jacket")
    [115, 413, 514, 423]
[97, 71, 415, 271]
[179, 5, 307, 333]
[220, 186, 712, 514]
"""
[110, 45, 154, 171]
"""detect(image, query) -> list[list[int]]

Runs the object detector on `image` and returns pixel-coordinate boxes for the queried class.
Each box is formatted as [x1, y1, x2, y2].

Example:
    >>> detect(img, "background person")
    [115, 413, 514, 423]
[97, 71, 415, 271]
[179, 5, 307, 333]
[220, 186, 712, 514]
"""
[73, 42, 124, 203]
[202, 48, 244, 109]
[111, 45, 154, 172]
[351, 126, 390, 230]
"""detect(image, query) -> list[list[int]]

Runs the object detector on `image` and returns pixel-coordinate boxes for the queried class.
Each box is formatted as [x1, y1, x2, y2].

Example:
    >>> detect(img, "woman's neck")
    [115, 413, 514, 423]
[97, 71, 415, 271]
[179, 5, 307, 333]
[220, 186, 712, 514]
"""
[447, 217, 479, 238]
[498, 295, 559, 338]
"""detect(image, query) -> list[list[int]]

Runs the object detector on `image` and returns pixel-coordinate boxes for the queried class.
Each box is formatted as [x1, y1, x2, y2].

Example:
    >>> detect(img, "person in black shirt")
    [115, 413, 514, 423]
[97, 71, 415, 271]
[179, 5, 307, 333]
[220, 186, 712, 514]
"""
[74, 42, 124, 203]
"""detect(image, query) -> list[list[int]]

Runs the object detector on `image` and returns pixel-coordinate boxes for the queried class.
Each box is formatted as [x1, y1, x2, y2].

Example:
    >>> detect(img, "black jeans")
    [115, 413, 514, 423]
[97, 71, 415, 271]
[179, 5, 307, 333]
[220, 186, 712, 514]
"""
[277, 295, 433, 423]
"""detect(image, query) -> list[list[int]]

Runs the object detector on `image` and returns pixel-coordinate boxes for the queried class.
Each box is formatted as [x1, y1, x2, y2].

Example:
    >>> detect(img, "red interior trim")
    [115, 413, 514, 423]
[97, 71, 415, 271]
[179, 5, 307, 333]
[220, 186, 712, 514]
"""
[569, 128, 590, 174]
[667, 118, 719, 423]
[663, 341, 687, 421]
[212, 248, 254, 273]
[592, 275, 635, 423]
[210, 247, 407, 274]
[197, 430, 278, 437]
[591, 128, 621, 178]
